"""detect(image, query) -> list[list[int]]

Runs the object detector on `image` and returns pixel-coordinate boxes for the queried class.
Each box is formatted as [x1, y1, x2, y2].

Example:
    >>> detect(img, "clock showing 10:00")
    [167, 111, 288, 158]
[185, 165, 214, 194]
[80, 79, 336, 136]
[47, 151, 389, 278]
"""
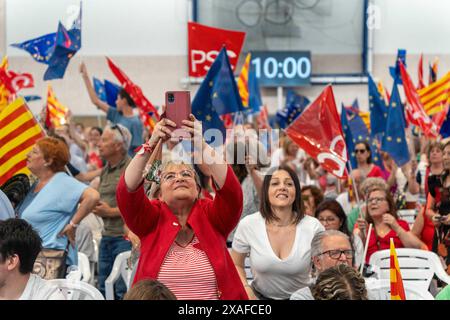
[250, 51, 312, 87]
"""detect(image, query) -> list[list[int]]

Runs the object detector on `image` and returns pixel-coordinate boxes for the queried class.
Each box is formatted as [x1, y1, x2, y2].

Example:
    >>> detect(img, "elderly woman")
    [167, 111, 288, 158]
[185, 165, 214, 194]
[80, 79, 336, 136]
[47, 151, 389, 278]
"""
[116, 115, 248, 300]
[231, 165, 324, 300]
[16, 137, 99, 279]
[357, 186, 425, 263]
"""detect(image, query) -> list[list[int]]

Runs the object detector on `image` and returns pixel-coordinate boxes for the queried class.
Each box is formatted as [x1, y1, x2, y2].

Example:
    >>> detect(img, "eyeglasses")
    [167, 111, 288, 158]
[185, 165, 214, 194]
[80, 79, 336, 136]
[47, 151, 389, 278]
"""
[355, 149, 367, 154]
[161, 170, 195, 183]
[111, 124, 126, 143]
[318, 249, 354, 260]
[318, 217, 338, 224]
[367, 197, 386, 204]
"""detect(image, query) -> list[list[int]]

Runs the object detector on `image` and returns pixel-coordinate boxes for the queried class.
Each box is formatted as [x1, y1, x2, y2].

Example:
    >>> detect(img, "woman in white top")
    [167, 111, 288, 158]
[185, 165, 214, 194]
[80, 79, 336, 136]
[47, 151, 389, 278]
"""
[231, 165, 324, 300]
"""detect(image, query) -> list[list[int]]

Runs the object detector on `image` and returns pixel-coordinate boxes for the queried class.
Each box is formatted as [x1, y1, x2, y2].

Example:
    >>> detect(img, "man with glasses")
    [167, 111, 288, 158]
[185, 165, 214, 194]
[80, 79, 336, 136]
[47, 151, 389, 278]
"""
[291, 230, 355, 300]
[95, 124, 135, 299]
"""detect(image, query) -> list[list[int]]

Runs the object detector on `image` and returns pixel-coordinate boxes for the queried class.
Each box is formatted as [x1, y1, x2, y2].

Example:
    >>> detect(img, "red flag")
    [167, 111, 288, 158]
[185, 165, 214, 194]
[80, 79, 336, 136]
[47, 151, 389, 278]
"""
[256, 105, 270, 129]
[0, 58, 34, 95]
[106, 57, 160, 132]
[188, 22, 246, 78]
[398, 61, 439, 138]
[417, 54, 426, 90]
[285, 85, 348, 179]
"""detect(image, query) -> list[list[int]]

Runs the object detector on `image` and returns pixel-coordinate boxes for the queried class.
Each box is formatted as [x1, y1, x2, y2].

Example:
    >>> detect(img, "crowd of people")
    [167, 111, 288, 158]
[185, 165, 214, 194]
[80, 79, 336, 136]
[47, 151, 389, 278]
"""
[1, 66, 450, 301]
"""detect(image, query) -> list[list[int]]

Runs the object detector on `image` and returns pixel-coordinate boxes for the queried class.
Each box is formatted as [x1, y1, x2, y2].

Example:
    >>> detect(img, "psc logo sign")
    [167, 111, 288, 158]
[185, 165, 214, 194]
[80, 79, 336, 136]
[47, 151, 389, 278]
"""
[188, 22, 246, 78]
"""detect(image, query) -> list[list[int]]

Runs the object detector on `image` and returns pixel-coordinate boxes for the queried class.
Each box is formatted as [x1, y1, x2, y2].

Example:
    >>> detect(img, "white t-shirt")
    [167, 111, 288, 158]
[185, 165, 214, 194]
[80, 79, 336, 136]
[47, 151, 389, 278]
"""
[18, 274, 65, 300]
[232, 212, 325, 300]
[290, 286, 314, 300]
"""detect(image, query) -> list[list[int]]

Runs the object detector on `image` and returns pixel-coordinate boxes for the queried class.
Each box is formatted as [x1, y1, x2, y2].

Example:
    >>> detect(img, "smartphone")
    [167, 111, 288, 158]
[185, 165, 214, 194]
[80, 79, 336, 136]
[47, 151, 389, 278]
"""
[164, 91, 191, 139]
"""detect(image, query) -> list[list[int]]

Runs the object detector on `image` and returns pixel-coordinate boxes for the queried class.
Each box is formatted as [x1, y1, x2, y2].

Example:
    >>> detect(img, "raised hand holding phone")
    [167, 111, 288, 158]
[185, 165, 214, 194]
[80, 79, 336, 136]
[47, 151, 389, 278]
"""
[164, 91, 191, 140]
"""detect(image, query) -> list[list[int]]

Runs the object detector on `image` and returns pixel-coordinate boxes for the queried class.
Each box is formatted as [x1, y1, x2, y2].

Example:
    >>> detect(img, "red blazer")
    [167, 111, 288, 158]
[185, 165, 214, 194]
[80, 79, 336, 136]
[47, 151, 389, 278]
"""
[116, 165, 248, 300]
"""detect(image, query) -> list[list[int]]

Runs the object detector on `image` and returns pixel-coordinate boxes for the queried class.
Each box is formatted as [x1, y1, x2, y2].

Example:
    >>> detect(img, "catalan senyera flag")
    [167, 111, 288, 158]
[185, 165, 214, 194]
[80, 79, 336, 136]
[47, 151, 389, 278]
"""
[417, 72, 450, 116]
[390, 238, 406, 300]
[237, 53, 250, 107]
[0, 97, 45, 186]
[46, 85, 68, 129]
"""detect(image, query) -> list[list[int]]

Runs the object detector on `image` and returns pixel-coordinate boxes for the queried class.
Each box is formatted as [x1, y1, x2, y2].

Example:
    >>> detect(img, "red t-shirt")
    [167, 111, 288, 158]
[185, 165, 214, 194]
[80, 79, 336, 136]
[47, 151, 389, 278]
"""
[367, 165, 384, 178]
[366, 219, 410, 263]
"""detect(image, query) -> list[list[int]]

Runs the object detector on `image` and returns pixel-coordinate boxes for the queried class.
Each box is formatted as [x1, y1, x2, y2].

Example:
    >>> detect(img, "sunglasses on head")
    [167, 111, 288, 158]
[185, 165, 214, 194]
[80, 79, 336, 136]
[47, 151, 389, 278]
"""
[111, 124, 126, 143]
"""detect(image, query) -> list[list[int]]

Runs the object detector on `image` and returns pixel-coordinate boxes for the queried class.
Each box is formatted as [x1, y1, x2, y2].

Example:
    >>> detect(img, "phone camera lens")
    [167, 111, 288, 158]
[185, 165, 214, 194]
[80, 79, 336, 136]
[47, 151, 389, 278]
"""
[168, 93, 175, 103]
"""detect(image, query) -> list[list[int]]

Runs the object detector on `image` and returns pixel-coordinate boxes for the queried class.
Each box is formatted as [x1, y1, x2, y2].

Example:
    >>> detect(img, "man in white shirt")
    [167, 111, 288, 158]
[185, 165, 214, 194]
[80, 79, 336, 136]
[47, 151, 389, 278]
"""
[0, 218, 64, 300]
[290, 230, 355, 300]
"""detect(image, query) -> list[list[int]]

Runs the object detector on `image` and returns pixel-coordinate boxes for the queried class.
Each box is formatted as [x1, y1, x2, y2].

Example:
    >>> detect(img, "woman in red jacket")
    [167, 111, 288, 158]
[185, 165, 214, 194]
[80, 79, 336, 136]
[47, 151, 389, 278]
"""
[116, 115, 248, 300]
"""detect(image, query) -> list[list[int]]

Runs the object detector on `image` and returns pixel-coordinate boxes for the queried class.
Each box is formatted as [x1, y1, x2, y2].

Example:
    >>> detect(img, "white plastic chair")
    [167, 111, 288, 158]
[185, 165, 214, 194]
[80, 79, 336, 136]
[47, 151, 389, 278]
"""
[369, 248, 450, 291]
[77, 252, 91, 283]
[104, 251, 132, 300]
[366, 279, 434, 300]
[48, 279, 104, 300]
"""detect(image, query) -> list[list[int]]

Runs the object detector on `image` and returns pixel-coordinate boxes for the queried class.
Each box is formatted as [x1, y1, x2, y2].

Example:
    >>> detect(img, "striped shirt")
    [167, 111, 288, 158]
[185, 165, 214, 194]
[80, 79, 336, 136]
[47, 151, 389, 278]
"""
[157, 236, 219, 300]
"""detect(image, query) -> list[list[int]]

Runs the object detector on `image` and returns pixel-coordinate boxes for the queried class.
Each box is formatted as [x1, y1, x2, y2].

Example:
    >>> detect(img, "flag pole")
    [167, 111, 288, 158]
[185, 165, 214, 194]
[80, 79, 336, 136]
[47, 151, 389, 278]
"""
[359, 223, 373, 274]
[346, 155, 363, 219]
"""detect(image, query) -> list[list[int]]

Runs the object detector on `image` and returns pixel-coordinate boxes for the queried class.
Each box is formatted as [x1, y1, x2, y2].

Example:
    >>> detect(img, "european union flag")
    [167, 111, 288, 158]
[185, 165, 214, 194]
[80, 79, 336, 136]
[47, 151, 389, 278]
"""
[439, 108, 450, 138]
[345, 104, 369, 143]
[276, 90, 310, 129]
[199, 47, 244, 116]
[104, 80, 121, 107]
[368, 74, 388, 138]
[193, 47, 243, 145]
[341, 106, 357, 169]
[23, 95, 41, 102]
[389, 49, 407, 84]
[246, 63, 262, 114]
[381, 77, 410, 166]
[93, 78, 107, 102]
[93, 78, 121, 107]
[11, 6, 82, 80]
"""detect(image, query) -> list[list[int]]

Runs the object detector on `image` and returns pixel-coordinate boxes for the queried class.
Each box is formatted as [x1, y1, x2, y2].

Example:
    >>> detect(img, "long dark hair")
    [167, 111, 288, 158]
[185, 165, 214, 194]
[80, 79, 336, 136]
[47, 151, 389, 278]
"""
[260, 165, 303, 224]
[314, 200, 356, 259]
[355, 141, 372, 164]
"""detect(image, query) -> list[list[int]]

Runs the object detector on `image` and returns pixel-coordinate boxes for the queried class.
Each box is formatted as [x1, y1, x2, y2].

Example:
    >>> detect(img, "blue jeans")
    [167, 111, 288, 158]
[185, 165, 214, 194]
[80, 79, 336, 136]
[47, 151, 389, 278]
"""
[98, 236, 131, 300]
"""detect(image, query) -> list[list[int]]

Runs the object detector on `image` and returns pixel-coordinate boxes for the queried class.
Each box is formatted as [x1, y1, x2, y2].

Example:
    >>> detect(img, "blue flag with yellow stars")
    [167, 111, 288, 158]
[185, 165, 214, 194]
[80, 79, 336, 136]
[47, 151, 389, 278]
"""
[345, 104, 369, 143]
[93, 77, 107, 102]
[389, 49, 406, 84]
[196, 47, 244, 117]
[193, 47, 244, 145]
[368, 74, 388, 138]
[246, 63, 262, 114]
[440, 108, 450, 138]
[93, 78, 121, 107]
[276, 90, 310, 129]
[11, 6, 82, 80]
[381, 77, 410, 166]
[341, 105, 357, 170]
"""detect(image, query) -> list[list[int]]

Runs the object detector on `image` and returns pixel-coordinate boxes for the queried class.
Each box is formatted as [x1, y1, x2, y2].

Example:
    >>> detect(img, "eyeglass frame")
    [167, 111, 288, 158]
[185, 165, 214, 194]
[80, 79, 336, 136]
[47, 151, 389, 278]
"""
[354, 148, 367, 154]
[367, 196, 387, 204]
[317, 249, 354, 260]
[160, 169, 196, 183]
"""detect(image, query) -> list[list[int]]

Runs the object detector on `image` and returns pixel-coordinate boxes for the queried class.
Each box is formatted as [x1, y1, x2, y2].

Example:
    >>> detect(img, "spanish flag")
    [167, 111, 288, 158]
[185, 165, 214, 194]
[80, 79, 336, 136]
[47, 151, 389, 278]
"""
[417, 72, 450, 116]
[46, 85, 69, 129]
[237, 53, 250, 108]
[390, 238, 406, 300]
[0, 97, 45, 186]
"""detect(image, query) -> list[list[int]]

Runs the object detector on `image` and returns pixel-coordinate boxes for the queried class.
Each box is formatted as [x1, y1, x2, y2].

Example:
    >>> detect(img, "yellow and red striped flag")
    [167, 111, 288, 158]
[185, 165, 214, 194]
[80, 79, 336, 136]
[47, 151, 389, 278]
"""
[0, 97, 45, 186]
[237, 53, 251, 108]
[417, 72, 450, 116]
[46, 85, 69, 129]
[390, 238, 406, 300]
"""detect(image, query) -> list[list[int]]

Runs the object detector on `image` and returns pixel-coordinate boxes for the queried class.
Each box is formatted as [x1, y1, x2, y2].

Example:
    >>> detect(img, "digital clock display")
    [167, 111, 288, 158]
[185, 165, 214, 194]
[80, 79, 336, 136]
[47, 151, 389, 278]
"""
[251, 51, 311, 87]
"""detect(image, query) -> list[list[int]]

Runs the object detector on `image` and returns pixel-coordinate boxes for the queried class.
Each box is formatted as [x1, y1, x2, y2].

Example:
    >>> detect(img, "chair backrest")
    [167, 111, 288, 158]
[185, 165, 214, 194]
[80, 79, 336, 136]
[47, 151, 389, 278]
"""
[48, 279, 104, 300]
[369, 248, 450, 291]
[77, 252, 91, 283]
[366, 278, 434, 300]
[104, 251, 132, 300]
